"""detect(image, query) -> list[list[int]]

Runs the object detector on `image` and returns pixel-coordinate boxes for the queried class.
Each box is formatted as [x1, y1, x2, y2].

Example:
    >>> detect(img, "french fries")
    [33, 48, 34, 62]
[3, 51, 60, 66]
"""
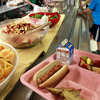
[46, 87, 84, 100]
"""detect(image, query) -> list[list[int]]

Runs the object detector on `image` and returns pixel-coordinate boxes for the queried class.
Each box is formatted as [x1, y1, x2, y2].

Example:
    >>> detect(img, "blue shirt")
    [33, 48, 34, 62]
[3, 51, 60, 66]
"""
[88, 0, 100, 25]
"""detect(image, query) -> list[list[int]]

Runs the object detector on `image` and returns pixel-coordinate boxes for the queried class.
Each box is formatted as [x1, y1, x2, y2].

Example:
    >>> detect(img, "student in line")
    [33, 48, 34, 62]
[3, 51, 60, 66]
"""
[84, 0, 100, 55]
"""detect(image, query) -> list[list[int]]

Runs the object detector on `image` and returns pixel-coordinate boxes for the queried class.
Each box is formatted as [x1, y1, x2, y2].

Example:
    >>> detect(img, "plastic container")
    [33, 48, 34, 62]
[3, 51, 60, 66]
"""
[0, 41, 18, 93]
[29, 12, 60, 27]
[0, 19, 49, 49]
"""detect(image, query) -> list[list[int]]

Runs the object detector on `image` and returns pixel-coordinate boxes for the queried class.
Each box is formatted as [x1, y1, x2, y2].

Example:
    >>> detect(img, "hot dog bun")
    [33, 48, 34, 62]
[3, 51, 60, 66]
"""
[33, 60, 68, 88]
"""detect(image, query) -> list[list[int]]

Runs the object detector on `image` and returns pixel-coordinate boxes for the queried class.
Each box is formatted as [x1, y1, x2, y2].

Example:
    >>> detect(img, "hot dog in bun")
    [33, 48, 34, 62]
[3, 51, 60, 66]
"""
[33, 60, 68, 88]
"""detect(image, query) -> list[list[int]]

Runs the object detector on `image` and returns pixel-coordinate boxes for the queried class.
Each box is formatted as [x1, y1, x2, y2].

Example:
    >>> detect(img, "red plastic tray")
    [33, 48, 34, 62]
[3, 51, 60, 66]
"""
[20, 49, 100, 100]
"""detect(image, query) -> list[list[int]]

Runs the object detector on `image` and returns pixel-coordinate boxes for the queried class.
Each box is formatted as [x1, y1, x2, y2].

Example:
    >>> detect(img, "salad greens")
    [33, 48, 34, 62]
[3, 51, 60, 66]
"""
[30, 14, 43, 19]
[49, 15, 58, 19]
[30, 14, 58, 19]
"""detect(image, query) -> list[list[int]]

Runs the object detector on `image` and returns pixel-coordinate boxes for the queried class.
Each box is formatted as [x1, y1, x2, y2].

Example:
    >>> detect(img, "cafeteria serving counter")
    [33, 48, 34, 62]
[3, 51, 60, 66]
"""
[4, 0, 91, 100]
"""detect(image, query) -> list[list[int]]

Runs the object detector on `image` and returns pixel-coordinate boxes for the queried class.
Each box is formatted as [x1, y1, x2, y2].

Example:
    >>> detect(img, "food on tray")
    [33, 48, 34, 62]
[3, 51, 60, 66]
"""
[92, 67, 100, 74]
[0, 45, 14, 83]
[86, 57, 95, 66]
[33, 60, 68, 88]
[46, 87, 84, 100]
[79, 56, 100, 73]
[2, 21, 35, 34]
[94, 60, 100, 67]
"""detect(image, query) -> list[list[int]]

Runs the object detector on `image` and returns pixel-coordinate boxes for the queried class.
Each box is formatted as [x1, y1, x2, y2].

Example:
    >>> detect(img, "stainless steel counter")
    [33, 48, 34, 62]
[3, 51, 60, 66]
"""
[0, 3, 28, 15]
[4, 0, 91, 100]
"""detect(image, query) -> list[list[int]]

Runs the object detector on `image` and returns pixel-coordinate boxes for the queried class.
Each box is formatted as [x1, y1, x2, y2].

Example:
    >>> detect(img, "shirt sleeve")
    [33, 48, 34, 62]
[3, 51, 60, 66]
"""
[88, 0, 97, 10]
